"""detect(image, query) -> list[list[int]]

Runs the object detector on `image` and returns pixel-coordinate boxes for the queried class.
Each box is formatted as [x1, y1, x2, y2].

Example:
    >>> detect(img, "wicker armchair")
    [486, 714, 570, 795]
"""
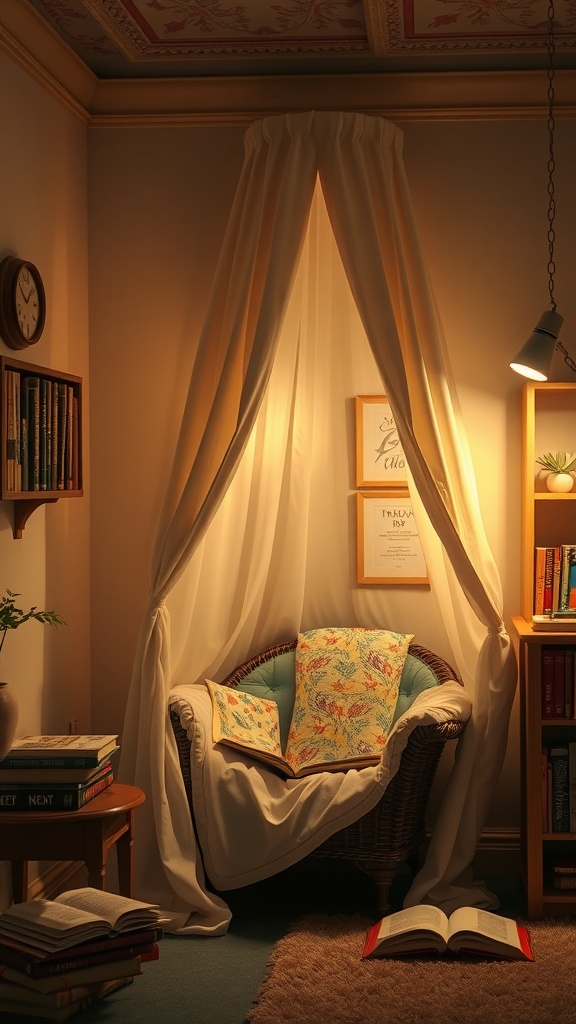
[169, 639, 466, 914]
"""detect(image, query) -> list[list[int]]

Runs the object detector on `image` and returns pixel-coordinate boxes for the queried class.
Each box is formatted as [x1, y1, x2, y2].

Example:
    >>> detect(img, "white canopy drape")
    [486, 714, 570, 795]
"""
[119, 111, 517, 933]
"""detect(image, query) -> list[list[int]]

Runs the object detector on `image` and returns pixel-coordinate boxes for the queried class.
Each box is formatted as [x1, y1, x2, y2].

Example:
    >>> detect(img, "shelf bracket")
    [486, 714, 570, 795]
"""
[13, 498, 58, 539]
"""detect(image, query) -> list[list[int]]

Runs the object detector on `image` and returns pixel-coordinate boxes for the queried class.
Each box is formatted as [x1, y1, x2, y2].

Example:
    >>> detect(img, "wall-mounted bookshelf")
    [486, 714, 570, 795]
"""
[0, 355, 83, 538]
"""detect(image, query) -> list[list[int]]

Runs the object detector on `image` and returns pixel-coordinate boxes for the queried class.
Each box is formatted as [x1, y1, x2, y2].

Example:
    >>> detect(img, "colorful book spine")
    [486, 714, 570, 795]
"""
[543, 546, 555, 613]
[541, 647, 555, 718]
[534, 547, 547, 615]
[553, 648, 566, 717]
[23, 376, 40, 491]
[550, 746, 570, 833]
[0, 928, 162, 979]
[569, 743, 576, 833]
[0, 769, 113, 812]
[0, 752, 114, 769]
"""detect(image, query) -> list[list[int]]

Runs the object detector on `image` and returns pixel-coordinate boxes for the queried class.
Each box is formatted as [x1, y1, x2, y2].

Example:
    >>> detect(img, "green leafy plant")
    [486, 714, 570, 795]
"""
[535, 451, 576, 474]
[0, 589, 65, 657]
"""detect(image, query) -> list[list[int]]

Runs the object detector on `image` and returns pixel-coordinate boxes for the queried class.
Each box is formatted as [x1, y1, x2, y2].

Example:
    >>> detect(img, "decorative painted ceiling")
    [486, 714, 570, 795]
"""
[25, 0, 576, 79]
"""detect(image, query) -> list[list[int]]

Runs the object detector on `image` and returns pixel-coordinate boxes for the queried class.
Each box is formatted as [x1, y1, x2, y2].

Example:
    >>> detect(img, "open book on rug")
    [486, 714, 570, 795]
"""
[207, 627, 413, 778]
[362, 904, 534, 961]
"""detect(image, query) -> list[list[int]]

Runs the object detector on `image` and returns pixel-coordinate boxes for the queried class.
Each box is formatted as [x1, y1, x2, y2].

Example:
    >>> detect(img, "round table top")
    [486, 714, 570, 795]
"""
[0, 782, 146, 823]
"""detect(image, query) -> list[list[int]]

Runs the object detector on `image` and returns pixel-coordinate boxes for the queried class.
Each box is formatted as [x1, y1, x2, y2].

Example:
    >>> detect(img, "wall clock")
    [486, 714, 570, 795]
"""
[0, 256, 46, 350]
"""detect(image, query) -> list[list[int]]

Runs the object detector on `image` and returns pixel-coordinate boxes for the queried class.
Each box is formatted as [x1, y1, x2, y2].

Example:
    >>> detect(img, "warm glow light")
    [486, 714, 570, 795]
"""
[509, 361, 549, 382]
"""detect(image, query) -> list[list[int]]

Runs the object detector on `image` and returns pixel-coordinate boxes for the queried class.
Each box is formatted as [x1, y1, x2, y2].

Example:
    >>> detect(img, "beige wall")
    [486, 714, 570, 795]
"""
[86, 115, 576, 836]
[0, 51, 90, 735]
[2, 29, 576, 844]
[0, 50, 91, 905]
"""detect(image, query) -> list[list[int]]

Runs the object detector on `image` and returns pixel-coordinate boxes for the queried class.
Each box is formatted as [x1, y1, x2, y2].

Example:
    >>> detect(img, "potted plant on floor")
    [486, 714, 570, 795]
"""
[0, 589, 66, 759]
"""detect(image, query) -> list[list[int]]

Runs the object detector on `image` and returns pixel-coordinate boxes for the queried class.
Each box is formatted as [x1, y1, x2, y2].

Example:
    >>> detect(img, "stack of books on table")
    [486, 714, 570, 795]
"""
[0, 887, 165, 1021]
[0, 735, 119, 811]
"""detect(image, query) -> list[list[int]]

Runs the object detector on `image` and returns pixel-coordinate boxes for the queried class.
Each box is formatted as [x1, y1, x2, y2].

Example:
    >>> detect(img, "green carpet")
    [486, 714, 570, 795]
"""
[24, 865, 525, 1024]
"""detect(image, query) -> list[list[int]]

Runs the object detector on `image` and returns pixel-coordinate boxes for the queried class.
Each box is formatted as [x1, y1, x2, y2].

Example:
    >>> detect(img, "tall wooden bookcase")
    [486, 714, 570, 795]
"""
[0, 355, 83, 538]
[514, 381, 576, 918]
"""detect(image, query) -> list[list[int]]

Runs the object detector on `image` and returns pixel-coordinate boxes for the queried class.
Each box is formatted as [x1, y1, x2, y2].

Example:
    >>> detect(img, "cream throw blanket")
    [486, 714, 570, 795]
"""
[167, 678, 471, 925]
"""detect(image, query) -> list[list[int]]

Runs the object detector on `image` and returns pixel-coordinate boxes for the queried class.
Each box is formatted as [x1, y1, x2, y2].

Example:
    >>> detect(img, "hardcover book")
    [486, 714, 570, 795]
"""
[362, 905, 534, 961]
[208, 627, 412, 778]
[5, 735, 118, 759]
[0, 888, 165, 954]
[0, 927, 163, 979]
[0, 976, 133, 1023]
[0, 752, 117, 783]
[0, 959, 140, 998]
[0, 764, 114, 811]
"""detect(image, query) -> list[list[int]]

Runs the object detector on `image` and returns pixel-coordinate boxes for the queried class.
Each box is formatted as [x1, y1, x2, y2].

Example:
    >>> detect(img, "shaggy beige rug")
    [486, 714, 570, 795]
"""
[244, 912, 576, 1024]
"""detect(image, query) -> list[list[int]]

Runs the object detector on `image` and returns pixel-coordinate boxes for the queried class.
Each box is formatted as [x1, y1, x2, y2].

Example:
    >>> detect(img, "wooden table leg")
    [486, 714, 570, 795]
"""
[115, 810, 134, 897]
[11, 860, 28, 903]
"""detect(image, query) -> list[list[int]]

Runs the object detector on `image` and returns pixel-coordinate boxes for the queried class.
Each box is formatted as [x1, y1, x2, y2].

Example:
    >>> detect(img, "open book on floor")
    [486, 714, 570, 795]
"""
[362, 905, 534, 961]
[0, 887, 166, 953]
[207, 626, 413, 778]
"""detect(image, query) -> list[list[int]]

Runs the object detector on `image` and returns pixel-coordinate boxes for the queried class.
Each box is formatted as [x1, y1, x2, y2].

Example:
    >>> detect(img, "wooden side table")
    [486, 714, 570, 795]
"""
[0, 783, 146, 903]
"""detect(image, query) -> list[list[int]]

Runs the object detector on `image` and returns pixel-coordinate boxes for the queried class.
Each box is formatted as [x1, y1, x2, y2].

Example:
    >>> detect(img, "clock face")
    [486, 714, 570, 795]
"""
[0, 257, 46, 349]
[15, 264, 41, 341]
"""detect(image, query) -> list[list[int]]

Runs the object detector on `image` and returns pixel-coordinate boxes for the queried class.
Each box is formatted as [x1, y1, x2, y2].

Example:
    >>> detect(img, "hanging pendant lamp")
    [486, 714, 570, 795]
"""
[509, 1, 575, 381]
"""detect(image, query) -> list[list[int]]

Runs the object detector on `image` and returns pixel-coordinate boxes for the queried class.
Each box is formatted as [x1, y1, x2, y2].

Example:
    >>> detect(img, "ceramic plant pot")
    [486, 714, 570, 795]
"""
[0, 682, 18, 760]
[546, 472, 575, 493]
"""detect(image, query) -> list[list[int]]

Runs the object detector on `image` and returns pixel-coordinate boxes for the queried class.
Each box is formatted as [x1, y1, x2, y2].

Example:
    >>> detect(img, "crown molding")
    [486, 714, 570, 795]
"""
[0, 0, 96, 120]
[1, 3, 576, 126]
[88, 69, 576, 127]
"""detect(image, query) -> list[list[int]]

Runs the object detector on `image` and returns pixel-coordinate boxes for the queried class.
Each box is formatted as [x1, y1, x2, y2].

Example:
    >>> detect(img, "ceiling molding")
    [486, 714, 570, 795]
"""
[86, 69, 576, 126]
[1, 4, 576, 126]
[0, 0, 95, 118]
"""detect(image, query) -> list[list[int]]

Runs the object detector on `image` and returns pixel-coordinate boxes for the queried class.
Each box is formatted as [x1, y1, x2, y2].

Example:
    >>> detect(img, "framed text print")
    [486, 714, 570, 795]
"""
[357, 491, 429, 585]
[355, 395, 407, 487]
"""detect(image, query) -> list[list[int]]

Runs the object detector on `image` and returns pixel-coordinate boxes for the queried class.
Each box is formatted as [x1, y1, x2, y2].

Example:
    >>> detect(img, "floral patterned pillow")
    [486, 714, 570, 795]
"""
[284, 627, 413, 775]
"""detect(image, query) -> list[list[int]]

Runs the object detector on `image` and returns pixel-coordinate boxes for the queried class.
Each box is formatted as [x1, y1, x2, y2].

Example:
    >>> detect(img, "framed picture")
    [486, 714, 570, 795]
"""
[355, 395, 407, 487]
[357, 490, 429, 585]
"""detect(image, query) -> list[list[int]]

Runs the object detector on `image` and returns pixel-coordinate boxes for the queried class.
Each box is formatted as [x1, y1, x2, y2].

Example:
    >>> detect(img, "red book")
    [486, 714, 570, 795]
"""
[362, 906, 534, 960]
[553, 648, 566, 717]
[543, 547, 555, 613]
[0, 927, 163, 979]
[542, 647, 555, 718]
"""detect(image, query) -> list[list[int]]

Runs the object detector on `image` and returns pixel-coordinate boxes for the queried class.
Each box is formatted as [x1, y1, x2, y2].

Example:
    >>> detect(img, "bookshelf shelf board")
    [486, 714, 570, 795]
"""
[534, 493, 576, 499]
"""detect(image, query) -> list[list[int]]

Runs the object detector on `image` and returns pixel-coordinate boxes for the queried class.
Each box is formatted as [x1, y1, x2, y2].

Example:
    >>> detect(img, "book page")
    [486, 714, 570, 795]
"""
[55, 889, 158, 928]
[447, 907, 521, 948]
[376, 904, 449, 943]
[0, 900, 106, 932]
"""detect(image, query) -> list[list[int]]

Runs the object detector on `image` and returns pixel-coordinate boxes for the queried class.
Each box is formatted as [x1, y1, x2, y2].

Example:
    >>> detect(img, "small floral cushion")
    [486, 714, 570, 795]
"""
[207, 681, 283, 760]
[284, 627, 413, 775]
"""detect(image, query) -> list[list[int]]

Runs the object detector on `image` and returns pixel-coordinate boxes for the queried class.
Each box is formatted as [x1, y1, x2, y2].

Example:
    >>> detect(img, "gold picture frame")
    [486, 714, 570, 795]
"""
[355, 395, 407, 488]
[357, 490, 429, 585]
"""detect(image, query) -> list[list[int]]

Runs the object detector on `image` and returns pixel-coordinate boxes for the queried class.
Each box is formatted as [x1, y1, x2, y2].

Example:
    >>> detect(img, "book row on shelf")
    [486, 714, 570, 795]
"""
[0, 735, 119, 812]
[542, 743, 576, 837]
[541, 646, 576, 719]
[534, 544, 576, 618]
[0, 887, 164, 1021]
[4, 368, 80, 493]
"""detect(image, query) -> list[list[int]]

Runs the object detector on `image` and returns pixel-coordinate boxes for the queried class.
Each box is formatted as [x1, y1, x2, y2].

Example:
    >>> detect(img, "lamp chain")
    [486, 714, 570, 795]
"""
[557, 342, 576, 374]
[546, 0, 557, 312]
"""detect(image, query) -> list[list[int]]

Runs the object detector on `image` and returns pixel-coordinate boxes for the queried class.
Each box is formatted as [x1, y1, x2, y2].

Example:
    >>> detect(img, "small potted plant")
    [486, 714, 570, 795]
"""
[535, 452, 576, 493]
[0, 589, 65, 758]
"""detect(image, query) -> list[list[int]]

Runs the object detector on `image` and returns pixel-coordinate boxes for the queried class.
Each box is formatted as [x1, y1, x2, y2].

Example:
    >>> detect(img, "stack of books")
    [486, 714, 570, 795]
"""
[533, 544, 576, 626]
[0, 735, 119, 811]
[0, 887, 165, 1021]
